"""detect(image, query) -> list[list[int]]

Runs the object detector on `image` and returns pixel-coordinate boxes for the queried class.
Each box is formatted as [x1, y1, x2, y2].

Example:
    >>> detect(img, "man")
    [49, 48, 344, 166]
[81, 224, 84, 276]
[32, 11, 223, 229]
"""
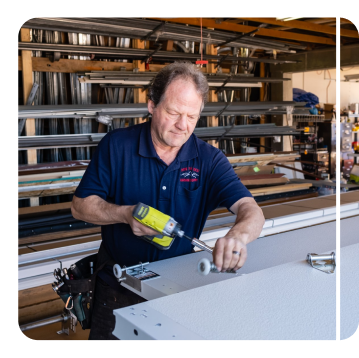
[71, 62, 265, 339]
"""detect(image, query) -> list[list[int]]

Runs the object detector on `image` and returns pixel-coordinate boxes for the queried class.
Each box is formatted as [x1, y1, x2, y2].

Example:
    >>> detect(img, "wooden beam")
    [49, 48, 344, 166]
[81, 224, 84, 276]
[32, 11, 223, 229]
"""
[151, 18, 336, 45]
[20, 28, 37, 166]
[237, 17, 359, 39]
[206, 44, 218, 148]
[21, 28, 39, 207]
[259, 62, 265, 153]
[320, 17, 355, 25]
[19, 56, 231, 74]
[132, 39, 147, 125]
[19, 227, 101, 246]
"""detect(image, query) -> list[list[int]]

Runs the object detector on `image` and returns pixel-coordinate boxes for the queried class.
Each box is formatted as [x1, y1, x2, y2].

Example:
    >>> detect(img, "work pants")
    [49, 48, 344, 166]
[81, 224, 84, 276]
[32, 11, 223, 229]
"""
[88, 276, 146, 340]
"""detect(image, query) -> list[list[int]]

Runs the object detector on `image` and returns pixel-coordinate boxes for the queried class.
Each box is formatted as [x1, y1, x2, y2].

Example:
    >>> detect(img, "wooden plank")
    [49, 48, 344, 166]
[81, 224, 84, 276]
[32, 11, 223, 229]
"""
[19, 56, 231, 74]
[19, 284, 59, 309]
[18, 181, 80, 198]
[256, 192, 318, 206]
[241, 177, 289, 187]
[21, 28, 38, 207]
[22, 321, 90, 340]
[164, 40, 174, 51]
[237, 18, 359, 39]
[19, 201, 72, 216]
[206, 44, 219, 148]
[320, 17, 355, 25]
[19, 298, 65, 325]
[250, 183, 312, 196]
[259, 62, 266, 153]
[20, 28, 37, 167]
[25, 234, 101, 252]
[151, 18, 336, 45]
[235, 165, 275, 176]
[133, 39, 147, 125]
[19, 227, 101, 246]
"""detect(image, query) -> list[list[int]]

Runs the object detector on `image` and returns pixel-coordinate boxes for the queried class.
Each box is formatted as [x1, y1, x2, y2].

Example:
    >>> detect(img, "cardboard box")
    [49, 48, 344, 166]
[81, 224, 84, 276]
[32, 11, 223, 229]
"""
[324, 103, 335, 120]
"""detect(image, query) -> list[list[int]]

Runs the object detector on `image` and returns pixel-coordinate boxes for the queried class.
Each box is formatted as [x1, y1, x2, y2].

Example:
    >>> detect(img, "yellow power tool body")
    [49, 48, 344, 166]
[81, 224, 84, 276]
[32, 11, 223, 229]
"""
[133, 203, 214, 253]
[133, 203, 185, 250]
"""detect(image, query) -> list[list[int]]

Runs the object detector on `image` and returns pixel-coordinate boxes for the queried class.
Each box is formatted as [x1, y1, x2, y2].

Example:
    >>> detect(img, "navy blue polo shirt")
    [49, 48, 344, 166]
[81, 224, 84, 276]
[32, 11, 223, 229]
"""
[75, 121, 252, 286]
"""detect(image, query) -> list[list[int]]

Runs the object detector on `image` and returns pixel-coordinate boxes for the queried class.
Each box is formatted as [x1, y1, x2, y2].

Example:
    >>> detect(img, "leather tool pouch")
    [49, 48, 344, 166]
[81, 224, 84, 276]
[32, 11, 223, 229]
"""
[53, 245, 114, 330]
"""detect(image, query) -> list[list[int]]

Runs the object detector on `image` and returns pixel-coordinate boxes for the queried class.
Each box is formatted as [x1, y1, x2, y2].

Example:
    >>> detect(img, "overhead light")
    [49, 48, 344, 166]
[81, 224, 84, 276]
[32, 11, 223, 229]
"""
[276, 17, 303, 21]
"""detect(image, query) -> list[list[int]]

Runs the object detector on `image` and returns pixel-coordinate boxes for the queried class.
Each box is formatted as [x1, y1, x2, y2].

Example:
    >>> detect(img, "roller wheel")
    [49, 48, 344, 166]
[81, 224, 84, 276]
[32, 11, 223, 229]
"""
[198, 258, 211, 276]
[113, 264, 122, 279]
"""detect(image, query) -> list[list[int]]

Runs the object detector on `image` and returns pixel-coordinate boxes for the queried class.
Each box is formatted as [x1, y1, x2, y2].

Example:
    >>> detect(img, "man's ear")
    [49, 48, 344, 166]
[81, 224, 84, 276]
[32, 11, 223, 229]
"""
[147, 100, 155, 115]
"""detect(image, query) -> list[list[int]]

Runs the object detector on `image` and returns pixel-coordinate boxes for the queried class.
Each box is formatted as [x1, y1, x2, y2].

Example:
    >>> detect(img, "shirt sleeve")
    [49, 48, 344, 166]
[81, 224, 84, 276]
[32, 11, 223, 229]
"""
[74, 133, 112, 201]
[208, 150, 252, 213]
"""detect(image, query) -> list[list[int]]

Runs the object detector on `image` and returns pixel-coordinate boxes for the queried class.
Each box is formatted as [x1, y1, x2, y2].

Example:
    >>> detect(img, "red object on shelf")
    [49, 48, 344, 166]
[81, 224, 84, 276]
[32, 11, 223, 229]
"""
[196, 60, 208, 65]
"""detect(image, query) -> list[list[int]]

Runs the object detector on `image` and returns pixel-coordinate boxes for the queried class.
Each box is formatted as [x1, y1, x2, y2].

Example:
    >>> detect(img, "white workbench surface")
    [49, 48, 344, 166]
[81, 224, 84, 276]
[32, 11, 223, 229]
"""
[113, 217, 359, 340]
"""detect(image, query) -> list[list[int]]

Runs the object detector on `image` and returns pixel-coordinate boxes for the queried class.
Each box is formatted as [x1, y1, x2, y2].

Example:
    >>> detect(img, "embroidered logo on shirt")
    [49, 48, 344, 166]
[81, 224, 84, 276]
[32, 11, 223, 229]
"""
[180, 167, 200, 182]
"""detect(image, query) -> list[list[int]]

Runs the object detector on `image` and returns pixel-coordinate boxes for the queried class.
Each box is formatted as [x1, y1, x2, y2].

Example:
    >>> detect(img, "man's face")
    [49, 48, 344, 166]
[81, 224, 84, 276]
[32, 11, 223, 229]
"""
[148, 78, 202, 149]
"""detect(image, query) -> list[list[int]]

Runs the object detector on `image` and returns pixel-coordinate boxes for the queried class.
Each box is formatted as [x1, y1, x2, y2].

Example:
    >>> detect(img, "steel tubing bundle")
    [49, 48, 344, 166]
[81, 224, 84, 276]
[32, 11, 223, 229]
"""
[19, 124, 300, 150]
[81, 71, 290, 86]
[22, 18, 306, 53]
[19, 101, 308, 119]
[18, 42, 298, 65]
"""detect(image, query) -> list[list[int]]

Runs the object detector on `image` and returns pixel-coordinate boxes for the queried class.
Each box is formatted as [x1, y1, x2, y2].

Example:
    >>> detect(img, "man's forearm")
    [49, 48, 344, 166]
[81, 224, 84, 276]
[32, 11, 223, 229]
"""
[71, 195, 132, 225]
[228, 199, 265, 244]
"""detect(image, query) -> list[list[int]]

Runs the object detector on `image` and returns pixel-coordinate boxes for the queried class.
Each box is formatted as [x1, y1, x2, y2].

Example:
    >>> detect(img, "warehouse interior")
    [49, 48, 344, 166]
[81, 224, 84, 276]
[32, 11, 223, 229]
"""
[18, 17, 359, 340]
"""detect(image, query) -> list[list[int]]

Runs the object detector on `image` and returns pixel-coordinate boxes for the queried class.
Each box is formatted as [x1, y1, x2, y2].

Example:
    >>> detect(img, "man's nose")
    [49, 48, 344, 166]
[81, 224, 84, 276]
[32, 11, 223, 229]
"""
[175, 114, 187, 131]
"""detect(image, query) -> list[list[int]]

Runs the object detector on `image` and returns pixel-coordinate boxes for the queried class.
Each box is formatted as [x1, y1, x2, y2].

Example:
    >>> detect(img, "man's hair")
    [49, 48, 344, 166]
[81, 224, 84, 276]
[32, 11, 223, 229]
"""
[148, 62, 209, 112]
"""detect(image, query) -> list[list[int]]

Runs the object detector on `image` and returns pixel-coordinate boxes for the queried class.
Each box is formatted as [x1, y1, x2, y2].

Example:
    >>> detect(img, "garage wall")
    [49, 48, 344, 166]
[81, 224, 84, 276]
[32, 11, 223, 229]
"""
[291, 66, 359, 110]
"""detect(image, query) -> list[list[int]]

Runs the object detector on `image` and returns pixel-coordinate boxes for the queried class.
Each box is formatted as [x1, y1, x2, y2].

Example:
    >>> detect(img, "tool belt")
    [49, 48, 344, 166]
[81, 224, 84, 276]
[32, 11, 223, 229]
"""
[52, 243, 115, 330]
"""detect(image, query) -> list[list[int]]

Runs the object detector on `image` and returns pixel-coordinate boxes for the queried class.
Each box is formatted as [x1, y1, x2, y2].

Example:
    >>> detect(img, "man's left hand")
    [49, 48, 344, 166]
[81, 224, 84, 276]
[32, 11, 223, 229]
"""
[212, 234, 248, 272]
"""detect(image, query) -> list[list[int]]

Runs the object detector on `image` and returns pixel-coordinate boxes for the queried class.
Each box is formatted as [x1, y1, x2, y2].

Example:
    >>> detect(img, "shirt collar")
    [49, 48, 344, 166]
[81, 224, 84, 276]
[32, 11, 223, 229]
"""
[138, 121, 199, 162]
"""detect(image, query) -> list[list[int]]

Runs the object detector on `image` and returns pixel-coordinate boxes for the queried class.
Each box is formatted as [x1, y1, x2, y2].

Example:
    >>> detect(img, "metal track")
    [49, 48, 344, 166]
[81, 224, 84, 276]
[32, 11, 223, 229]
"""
[18, 101, 307, 119]
[18, 124, 300, 150]
[81, 70, 290, 86]
[22, 17, 306, 53]
[18, 42, 298, 65]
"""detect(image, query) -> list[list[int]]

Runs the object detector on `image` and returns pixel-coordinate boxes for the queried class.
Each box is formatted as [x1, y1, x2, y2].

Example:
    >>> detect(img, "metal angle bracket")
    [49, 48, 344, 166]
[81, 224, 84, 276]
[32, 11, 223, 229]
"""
[142, 21, 167, 41]
[141, 44, 163, 64]
[114, 262, 160, 292]
[306, 252, 336, 274]
[57, 309, 77, 335]
[214, 75, 233, 94]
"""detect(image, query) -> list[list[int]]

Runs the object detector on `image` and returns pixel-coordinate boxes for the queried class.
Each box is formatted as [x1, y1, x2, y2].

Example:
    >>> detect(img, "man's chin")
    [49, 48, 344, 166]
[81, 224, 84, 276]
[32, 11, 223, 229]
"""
[165, 136, 187, 148]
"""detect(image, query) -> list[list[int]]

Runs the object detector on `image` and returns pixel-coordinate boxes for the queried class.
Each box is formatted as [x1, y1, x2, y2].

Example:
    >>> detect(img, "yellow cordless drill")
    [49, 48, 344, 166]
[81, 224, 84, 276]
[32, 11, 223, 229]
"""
[133, 203, 213, 253]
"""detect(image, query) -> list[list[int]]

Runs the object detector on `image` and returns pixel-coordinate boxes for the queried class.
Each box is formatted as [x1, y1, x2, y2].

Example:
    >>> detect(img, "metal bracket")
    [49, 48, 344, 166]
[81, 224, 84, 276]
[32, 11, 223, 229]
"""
[113, 262, 159, 292]
[215, 116, 236, 143]
[141, 44, 162, 64]
[142, 22, 167, 41]
[214, 75, 233, 94]
[57, 310, 77, 335]
[50, 51, 61, 62]
[216, 28, 259, 48]
[215, 53, 230, 69]
[215, 102, 231, 118]
[18, 83, 39, 136]
[307, 252, 336, 274]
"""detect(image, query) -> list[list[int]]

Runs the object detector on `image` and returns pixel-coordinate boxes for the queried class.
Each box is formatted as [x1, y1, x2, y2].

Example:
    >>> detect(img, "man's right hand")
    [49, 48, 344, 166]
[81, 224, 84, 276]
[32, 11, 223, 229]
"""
[125, 205, 160, 237]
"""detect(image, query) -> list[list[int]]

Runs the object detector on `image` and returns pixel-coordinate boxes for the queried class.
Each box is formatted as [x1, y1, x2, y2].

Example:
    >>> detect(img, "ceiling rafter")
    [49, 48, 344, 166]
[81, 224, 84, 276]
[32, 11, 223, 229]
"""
[236, 17, 358, 38]
[151, 18, 336, 45]
[320, 17, 355, 25]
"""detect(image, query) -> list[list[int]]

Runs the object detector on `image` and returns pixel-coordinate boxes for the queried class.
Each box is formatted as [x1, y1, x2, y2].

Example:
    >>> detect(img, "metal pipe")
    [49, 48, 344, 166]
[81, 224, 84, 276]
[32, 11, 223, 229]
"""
[20, 315, 64, 332]
[22, 18, 303, 53]
[18, 42, 298, 65]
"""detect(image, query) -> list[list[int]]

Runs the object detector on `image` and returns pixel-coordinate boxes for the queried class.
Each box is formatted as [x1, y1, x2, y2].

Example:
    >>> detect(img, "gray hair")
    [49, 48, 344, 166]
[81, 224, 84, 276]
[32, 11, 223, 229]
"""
[148, 62, 209, 112]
